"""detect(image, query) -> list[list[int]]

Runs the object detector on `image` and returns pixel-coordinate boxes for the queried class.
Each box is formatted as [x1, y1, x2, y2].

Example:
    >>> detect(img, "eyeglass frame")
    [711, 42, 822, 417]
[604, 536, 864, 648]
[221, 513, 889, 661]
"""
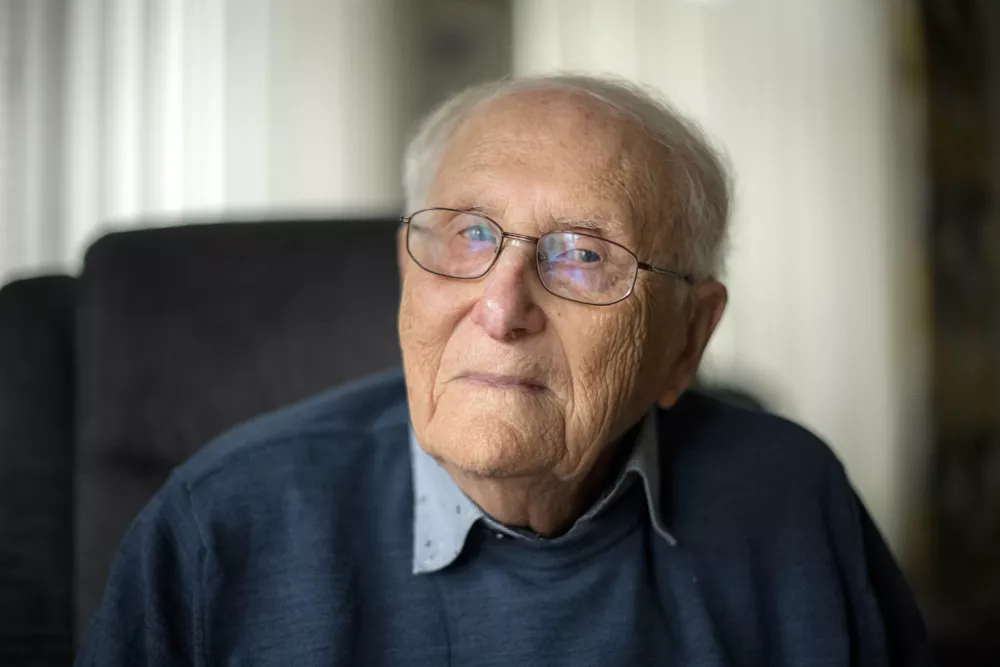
[399, 207, 696, 306]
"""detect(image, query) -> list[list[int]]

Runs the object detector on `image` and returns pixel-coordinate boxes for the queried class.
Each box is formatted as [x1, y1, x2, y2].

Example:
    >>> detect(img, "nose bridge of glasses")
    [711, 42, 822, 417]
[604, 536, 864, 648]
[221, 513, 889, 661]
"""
[494, 231, 540, 265]
[493, 230, 539, 269]
[498, 232, 538, 251]
[486, 231, 543, 291]
[501, 231, 539, 247]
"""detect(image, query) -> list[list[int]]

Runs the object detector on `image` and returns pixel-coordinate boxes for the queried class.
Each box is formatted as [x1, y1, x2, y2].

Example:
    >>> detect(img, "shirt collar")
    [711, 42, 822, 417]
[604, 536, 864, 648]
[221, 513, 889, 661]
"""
[410, 408, 675, 575]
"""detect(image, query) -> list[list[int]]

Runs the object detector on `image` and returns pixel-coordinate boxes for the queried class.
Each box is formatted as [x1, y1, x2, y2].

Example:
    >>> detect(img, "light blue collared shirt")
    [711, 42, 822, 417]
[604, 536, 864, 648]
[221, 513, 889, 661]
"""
[410, 409, 675, 574]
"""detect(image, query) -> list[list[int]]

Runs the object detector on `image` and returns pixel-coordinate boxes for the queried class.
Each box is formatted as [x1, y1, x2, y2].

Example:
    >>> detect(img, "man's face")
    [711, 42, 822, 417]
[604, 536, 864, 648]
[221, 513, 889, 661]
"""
[399, 91, 689, 482]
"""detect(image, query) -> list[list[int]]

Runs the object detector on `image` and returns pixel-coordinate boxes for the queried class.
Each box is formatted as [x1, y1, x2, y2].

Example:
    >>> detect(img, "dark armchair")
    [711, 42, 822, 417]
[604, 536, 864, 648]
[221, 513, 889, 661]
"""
[1, 217, 403, 665]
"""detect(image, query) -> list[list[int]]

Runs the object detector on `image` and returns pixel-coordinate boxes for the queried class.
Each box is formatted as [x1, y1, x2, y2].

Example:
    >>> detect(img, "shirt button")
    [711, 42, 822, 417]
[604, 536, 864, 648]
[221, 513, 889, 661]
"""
[494, 532, 505, 540]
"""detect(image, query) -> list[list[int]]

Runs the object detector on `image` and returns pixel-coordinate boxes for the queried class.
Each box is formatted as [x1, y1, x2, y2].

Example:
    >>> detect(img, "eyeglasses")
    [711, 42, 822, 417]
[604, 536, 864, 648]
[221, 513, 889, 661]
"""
[400, 208, 694, 306]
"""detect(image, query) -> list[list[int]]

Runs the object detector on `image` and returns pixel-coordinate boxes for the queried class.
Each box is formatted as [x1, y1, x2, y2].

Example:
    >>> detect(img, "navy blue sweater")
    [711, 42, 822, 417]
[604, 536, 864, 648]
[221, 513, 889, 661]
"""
[76, 370, 933, 666]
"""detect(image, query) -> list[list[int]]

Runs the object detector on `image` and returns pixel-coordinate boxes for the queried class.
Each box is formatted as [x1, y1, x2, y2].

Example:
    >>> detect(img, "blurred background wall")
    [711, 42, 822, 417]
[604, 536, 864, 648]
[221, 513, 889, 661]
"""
[0, 0, 511, 276]
[1, 0, 998, 632]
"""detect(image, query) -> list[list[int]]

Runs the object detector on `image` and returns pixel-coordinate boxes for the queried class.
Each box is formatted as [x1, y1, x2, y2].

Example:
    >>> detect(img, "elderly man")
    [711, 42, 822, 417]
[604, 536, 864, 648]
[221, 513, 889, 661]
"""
[77, 75, 933, 666]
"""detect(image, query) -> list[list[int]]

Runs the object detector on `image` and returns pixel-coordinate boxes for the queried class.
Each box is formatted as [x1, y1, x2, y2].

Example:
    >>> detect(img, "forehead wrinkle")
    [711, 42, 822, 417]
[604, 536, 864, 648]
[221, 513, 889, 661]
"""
[600, 121, 694, 268]
[587, 138, 662, 252]
[436, 154, 634, 240]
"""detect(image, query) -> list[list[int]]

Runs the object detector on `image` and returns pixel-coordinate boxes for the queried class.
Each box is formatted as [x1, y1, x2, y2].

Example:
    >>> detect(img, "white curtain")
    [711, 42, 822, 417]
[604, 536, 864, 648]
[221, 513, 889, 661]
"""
[513, 0, 929, 554]
[1, 0, 68, 280]
[0, 0, 415, 284]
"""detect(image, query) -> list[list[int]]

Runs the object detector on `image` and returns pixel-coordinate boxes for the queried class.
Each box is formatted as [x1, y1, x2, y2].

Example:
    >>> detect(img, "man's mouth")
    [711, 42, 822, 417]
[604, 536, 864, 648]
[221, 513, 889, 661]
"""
[457, 372, 549, 393]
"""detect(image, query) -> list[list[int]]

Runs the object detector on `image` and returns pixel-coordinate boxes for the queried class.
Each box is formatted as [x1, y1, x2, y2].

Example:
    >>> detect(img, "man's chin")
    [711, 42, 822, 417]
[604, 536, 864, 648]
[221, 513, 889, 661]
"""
[418, 387, 562, 471]
[422, 413, 558, 480]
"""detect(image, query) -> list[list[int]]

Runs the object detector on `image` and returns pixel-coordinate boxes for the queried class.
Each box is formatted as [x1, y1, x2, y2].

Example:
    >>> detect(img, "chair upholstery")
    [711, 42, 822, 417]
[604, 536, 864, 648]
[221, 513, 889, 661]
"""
[74, 218, 402, 638]
[0, 277, 76, 667]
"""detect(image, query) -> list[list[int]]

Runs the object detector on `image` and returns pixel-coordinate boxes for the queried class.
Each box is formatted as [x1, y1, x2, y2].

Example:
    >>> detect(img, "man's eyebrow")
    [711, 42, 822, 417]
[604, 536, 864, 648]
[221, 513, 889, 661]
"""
[549, 216, 627, 238]
[453, 205, 630, 239]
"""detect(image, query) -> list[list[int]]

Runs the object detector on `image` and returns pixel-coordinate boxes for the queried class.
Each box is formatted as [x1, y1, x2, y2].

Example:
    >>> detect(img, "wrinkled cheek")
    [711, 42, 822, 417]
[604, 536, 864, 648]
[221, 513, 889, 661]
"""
[574, 350, 618, 422]
[400, 299, 453, 366]
[398, 289, 464, 429]
[570, 312, 647, 422]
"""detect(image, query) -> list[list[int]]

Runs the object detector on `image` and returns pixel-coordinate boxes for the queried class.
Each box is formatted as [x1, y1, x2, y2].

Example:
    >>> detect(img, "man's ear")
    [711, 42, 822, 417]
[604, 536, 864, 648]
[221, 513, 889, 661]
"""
[656, 280, 728, 408]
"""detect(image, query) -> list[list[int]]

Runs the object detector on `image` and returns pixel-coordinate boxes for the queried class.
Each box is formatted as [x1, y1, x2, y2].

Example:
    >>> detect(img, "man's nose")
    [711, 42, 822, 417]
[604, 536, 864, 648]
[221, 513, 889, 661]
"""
[470, 238, 546, 342]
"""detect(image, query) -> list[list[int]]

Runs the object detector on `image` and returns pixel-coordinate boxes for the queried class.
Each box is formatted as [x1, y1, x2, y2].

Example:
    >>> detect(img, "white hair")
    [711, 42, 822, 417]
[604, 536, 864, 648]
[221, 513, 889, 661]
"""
[403, 74, 732, 279]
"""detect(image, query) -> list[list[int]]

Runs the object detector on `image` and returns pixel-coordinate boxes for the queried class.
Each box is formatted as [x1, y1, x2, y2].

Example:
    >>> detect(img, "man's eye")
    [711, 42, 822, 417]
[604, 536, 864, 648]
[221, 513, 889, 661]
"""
[461, 225, 496, 243]
[551, 248, 601, 265]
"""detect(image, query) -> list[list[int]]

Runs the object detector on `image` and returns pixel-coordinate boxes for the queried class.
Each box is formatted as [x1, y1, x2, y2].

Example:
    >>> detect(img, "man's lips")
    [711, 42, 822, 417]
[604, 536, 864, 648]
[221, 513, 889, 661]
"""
[456, 372, 549, 392]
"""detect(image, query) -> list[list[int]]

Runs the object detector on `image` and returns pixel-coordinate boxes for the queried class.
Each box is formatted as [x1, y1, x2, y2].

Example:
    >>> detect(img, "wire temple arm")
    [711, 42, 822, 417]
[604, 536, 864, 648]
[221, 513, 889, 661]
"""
[637, 262, 696, 284]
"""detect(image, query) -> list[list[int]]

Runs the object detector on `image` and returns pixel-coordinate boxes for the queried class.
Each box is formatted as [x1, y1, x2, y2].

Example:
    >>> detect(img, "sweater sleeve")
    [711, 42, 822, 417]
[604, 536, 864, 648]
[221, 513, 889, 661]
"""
[75, 475, 209, 667]
[854, 495, 936, 667]
[824, 460, 936, 667]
